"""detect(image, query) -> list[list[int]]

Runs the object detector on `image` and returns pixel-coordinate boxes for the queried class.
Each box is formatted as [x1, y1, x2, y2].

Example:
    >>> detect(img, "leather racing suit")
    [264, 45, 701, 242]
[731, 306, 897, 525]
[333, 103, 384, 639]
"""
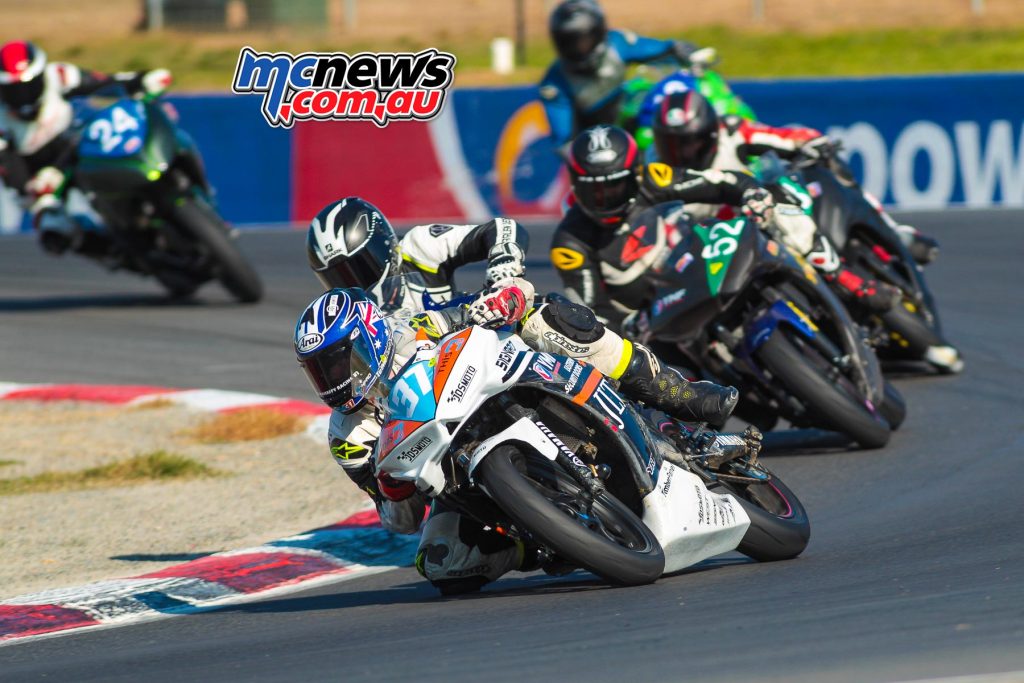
[0, 62, 170, 247]
[328, 285, 731, 593]
[551, 163, 770, 330]
[539, 29, 701, 149]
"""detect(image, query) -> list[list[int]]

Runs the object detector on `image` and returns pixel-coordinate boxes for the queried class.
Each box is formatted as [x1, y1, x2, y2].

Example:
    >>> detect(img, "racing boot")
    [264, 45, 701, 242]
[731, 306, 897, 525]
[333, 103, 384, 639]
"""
[34, 203, 81, 256]
[826, 267, 901, 314]
[806, 232, 900, 314]
[618, 343, 738, 426]
[894, 224, 940, 265]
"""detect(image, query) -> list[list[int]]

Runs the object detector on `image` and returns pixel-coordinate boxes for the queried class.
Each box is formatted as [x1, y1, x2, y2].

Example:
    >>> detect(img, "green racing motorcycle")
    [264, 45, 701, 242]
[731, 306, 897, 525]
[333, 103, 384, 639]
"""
[66, 86, 262, 302]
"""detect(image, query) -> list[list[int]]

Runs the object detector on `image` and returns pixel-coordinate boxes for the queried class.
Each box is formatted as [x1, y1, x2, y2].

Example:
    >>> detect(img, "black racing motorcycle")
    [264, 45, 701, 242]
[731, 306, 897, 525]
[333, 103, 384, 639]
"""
[760, 146, 961, 374]
[634, 204, 897, 449]
[37, 86, 262, 302]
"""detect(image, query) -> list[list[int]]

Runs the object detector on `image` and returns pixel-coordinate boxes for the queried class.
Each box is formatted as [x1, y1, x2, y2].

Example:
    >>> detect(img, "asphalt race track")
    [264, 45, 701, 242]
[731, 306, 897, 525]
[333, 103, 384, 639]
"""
[1, 210, 1022, 682]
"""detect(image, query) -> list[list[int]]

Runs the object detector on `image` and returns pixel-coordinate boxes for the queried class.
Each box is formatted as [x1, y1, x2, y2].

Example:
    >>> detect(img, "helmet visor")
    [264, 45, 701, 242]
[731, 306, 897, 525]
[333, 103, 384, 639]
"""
[573, 169, 637, 217]
[555, 31, 601, 64]
[655, 132, 715, 169]
[299, 330, 388, 411]
[0, 77, 44, 116]
[314, 252, 389, 290]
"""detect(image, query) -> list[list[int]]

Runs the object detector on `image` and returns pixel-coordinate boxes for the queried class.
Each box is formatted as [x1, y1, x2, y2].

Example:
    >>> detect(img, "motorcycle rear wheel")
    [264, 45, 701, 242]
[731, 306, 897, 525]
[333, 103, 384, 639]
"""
[476, 445, 665, 586]
[756, 329, 890, 449]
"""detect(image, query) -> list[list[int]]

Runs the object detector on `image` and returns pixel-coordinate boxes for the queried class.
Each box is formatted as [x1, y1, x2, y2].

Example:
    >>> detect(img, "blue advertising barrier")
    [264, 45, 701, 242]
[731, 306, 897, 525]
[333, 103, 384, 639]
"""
[732, 73, 1024, 209]
[1, 73, 1021, 234]
[170, 95, 292, 225]
[457, 72, 1024, 217]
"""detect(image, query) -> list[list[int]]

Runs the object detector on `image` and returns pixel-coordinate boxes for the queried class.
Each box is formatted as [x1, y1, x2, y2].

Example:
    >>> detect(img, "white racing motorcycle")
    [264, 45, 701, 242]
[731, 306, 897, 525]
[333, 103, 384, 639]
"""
[373, 323, 810, 585]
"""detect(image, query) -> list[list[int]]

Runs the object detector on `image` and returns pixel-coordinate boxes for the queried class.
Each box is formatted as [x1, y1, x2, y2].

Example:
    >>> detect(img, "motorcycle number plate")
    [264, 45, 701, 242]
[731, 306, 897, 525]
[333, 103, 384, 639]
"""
[79, 100, 149, 159]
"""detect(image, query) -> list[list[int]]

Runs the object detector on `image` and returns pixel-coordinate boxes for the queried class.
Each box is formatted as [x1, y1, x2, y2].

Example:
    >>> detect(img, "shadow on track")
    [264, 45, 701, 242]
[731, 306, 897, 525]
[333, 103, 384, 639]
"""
[110, 552, 220, 563]
[208, 558, 755, 617]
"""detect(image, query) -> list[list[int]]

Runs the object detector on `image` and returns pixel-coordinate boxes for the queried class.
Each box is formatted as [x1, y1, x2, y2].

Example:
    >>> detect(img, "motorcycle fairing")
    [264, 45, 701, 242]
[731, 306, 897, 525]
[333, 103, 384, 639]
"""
[643, 462, 751, 573]
[743, 299, 819, 354]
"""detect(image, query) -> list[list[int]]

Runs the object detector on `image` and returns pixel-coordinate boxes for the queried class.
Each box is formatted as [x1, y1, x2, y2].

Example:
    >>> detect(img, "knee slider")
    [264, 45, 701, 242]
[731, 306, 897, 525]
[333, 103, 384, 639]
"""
[540, 301, 604, 343]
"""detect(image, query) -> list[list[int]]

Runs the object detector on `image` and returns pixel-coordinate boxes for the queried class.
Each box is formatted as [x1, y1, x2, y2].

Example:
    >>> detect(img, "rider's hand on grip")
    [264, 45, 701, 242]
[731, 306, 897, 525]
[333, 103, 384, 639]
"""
[468, 279, 532, 328]
[800, 135, 832, 160]
[686, 46, 719, 75]
[741, 188, 775, 224]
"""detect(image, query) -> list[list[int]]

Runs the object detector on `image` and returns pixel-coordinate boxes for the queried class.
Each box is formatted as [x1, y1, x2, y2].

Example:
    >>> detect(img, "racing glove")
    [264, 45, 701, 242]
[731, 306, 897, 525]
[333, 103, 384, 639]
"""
[117, 68, 172, 99]
[484, 242, 527, 287]
[26, 166, 67, 225]
[741, 187, 775, 224]
[799, 135, 833, 160]
[684, 46, 719, 76]
[468, 277, 534, 328]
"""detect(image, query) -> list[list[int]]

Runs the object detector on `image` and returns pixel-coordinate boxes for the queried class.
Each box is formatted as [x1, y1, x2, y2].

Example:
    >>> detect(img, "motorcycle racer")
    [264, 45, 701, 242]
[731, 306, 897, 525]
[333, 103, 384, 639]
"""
[306, 196, 529, 310]
[651, 89, 940, 266]
[297, 201, 738, 595]
[539, 0, 718, 150]
[0, 40, 171, 253]
[551, 123, 791, 329]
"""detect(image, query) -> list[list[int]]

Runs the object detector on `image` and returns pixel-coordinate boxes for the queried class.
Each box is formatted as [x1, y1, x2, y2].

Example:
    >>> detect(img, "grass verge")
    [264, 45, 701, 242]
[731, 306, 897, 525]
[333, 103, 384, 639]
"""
[0, 451, 221, 496]
[0, 460, 21, 468]
[184, 408, 307, 443]
[35, 25, 1024, 91]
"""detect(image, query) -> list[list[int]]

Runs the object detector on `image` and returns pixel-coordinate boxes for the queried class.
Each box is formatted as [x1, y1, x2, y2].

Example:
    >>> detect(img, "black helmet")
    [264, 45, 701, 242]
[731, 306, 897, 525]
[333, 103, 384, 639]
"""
[651, 90, 720, 170]
[0, 41, 47, 121]
[549, 1, 608, 75]
[306, 197, 400, 291]
[568, 125, 640, 225]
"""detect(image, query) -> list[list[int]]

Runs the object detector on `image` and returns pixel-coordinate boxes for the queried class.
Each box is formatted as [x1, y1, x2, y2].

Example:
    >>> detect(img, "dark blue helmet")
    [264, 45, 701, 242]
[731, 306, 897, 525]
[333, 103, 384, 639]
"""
[295, 288, 395, 413]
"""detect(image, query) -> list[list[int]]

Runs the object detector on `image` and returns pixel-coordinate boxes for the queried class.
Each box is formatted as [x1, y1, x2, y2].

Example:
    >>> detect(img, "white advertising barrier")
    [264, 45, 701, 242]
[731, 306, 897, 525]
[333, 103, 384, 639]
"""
[829, 119, 1024, 209]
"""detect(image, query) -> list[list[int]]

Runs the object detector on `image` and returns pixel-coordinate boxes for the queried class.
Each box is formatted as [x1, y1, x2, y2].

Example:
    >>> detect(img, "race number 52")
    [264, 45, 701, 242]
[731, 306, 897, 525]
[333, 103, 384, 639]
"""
[701, 220, 744, 259]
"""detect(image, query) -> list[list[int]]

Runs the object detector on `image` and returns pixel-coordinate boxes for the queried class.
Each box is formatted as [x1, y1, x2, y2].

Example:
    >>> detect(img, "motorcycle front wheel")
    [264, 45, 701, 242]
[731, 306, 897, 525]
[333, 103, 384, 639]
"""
[756, 329, 891, 449]
[165, 196, 263, 304]
[709, 469, 809, 562]
[476, 445, 665, 586]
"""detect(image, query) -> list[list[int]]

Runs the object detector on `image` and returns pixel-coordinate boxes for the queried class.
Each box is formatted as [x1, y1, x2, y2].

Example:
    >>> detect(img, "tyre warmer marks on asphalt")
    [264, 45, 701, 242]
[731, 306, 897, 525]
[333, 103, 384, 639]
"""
[0, 511, 420, 643]
[0, 383, 412, 644]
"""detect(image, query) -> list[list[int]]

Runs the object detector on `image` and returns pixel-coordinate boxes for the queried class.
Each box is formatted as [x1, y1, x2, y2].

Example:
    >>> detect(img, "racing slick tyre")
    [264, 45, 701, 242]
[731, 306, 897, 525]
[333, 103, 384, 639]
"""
[477, 445, 665, 586]
[166, 196, 263, 303]
[710, 471, 809, 562]
[880, 301, 944, 360]
[878, 380, 907, 430]
[756, 329, 891, 449]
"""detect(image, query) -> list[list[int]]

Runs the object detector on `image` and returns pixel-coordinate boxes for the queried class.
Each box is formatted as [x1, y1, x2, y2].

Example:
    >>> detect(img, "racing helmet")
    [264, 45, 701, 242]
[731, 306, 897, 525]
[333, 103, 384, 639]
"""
[295, 288, 395, 413]
[0, 41, 47, 121]
[306, 197, 400, 291]
[549, 1, 608, 74]
[568, 125, 641, 225]
[651, 90, 720, 170]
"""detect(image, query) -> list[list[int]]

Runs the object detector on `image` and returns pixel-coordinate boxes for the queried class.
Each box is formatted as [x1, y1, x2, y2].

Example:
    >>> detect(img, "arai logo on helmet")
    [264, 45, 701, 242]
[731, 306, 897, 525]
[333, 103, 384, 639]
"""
[231, 47, 456, 129]
[297, 332, 324, 353]
[586, 126, 617, 164]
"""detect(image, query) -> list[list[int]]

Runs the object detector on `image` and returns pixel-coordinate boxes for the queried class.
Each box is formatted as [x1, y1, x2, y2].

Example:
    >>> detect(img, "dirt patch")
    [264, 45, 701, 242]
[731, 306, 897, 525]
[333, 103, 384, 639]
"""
[183, 407, 308, 444]
[0, 400, 366, 600]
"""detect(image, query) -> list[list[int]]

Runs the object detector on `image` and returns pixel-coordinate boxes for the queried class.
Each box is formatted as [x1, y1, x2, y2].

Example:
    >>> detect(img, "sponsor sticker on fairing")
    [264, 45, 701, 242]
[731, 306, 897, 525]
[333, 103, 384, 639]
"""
[232, 47, 456, 129]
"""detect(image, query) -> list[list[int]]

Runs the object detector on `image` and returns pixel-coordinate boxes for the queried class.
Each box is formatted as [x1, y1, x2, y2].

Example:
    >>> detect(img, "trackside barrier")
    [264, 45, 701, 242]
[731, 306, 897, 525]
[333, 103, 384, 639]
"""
[1, 73, 1020, 234]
